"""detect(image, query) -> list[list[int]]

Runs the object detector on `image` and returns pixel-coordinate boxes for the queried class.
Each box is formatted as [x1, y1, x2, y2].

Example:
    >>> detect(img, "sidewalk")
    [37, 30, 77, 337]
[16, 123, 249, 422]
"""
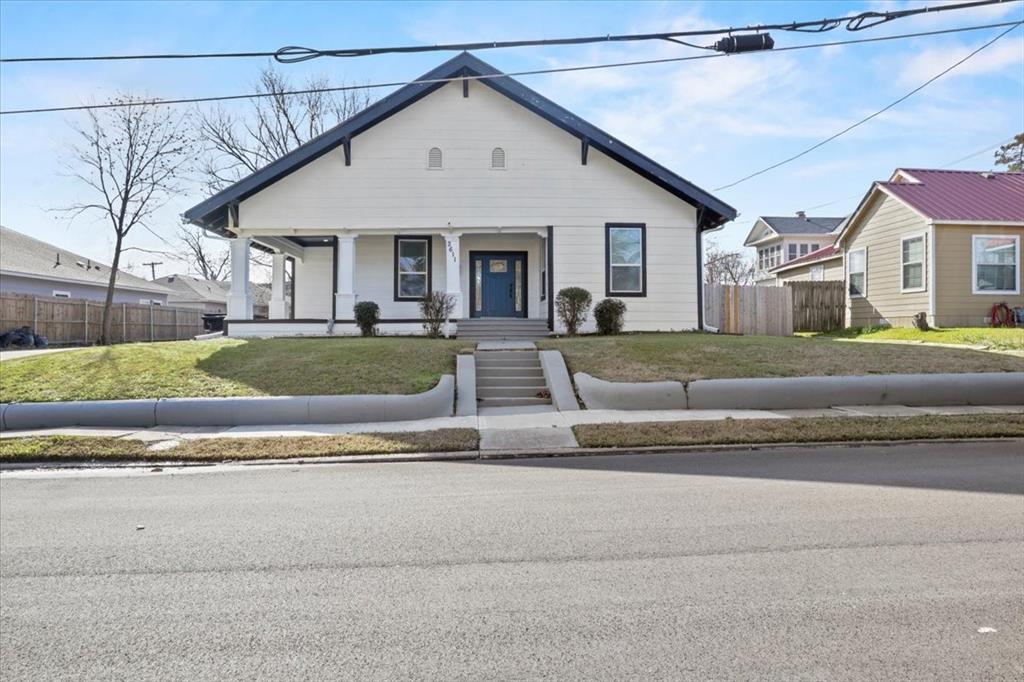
[3, 404, 1021, 452]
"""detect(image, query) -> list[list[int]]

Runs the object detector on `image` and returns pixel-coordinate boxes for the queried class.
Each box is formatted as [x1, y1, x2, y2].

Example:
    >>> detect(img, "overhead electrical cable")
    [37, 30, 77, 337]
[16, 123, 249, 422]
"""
[1, 21, 1019, 116]
[0, 0, 1016, 63]
[712, 22, 1022, 191]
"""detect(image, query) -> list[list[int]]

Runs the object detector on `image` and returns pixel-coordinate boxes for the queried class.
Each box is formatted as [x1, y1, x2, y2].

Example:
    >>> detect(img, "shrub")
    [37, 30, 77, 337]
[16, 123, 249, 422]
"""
[555, 287, 592, 336]
[419, 291, 456, 338]
[594, 298, 627, 335]
[353, 301, 380, 337]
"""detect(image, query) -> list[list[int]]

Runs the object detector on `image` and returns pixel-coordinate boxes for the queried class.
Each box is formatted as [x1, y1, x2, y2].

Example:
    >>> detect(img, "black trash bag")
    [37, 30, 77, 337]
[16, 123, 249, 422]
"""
[10, 327, 35, 347]
[0, 332, 11, 348]
[34, 334, 49, 348]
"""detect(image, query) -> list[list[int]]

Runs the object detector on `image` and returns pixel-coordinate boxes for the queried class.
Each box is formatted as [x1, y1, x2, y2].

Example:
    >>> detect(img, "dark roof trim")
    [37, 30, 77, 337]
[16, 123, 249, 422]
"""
[184, 52, 736, 233]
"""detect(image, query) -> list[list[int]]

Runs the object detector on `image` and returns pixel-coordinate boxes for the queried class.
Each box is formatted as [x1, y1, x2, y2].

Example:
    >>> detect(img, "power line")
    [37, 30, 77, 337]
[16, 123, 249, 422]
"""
[2, 21, 1019, 116]
[1, 0, 1015, 64]
[713, 22, 1022, 191]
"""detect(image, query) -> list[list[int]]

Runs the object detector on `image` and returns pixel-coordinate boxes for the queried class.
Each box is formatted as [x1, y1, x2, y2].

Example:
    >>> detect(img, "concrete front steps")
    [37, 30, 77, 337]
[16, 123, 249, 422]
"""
[475, 350, 552, 409]
[458, 318, 549, 341]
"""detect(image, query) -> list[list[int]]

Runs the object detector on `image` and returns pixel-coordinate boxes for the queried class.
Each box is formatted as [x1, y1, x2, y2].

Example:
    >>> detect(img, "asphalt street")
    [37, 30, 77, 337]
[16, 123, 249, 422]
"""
[1, 442, 1022, 680]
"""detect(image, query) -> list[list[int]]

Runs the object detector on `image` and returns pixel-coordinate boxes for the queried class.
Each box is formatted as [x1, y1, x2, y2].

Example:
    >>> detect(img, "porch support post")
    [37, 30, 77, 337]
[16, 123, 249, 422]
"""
[227, 237, 253, 319]
[269, 251, 287, 319]
[443, 234, 462, 318]
[335, 235, 357, 319]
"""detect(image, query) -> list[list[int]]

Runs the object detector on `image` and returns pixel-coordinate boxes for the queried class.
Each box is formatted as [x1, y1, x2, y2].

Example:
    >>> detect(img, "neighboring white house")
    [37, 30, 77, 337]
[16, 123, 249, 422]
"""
[156, 274, 228, 313]
[743, 214, 845, 284]
[0, 225, 172, 305]
[183, 52, 736, 337]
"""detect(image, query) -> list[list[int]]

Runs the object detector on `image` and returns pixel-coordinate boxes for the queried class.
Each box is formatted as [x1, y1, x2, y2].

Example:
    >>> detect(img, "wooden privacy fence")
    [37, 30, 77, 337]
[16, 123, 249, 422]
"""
[1, 293, 203, 346]
[787, 280, 845, 332]
[704, 284, 793, 336]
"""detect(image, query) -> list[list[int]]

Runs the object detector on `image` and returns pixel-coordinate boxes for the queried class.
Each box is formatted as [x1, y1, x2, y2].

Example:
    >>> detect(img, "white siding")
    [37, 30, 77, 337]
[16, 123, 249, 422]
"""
[238, 79, 701, 330]
[293, 247, 332, 319]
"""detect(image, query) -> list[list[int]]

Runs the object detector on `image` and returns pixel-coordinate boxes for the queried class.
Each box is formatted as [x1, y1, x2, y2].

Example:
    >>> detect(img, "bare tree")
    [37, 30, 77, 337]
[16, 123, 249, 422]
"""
[704, 241, 757, 286]
[195, 67, 373, 194]
[178, 226, 230, 280]
[59, 96, 193, 344]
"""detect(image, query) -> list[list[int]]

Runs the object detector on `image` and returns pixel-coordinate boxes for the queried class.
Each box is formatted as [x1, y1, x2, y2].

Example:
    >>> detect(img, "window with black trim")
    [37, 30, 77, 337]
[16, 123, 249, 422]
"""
[395, 237, 431, 300]
[606, 223, 646, 296]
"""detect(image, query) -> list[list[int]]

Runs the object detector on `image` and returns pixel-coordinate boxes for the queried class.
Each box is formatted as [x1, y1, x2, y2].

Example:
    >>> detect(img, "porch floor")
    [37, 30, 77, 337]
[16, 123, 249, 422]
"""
[458, 318, 549, 342]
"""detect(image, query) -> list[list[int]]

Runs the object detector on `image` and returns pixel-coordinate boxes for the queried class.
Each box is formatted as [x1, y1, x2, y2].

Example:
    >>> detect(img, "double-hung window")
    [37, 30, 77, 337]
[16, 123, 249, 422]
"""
[973, 234, 1019, 294]
[900, 234, 926, 292]
[394, 236, 431, 300]
[606, 223, 645, 296]
[788, 243, 798, 261]
[848, 248, 867, 298]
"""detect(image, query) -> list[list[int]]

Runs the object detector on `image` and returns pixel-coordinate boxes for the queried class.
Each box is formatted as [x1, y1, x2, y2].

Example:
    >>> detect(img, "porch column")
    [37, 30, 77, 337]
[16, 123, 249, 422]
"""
[269, 251, 287, 319]
[335, 235, 357, 319]
[227, 237, 253, 319]
[443, 234, 462, 317]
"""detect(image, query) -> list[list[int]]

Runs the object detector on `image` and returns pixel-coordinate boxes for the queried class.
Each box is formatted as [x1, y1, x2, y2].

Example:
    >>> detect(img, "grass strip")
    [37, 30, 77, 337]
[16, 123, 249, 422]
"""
[0, 429, 479, 462]
[573, 415, 1024, 449]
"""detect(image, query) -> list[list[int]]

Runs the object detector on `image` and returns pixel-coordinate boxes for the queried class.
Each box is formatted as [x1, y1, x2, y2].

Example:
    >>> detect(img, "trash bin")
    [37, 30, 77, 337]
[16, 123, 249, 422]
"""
[201, 313, 226, 332]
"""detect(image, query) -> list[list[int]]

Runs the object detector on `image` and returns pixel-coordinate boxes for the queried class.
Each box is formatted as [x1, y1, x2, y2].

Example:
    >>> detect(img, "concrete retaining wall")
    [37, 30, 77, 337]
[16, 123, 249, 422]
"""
[574, 372, 1024, 411]
[539, 351, 580, 412]
[455, 355, 476, 416]
[1, 375, 455, 430]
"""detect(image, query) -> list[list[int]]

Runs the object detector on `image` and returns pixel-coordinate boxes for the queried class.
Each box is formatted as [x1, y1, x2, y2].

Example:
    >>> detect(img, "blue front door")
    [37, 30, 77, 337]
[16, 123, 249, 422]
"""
[472, 253, 526, 318]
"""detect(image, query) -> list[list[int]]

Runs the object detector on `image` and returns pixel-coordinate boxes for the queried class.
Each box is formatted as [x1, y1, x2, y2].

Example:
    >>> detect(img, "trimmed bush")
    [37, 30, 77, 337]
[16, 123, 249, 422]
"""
[420, 292, 456, 338]
[353, 301, 380, 337]
[555, 287, 592, 336]
[594, 298, 627, 335]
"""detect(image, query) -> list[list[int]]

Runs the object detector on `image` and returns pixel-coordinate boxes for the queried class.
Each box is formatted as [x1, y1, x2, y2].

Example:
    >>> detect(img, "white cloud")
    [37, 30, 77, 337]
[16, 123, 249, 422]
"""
[895, 37, 1024, 85]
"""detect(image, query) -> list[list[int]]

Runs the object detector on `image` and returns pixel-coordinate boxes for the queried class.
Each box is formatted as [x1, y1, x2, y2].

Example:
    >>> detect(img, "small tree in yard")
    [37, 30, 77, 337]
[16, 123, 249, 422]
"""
[419, 292, 456, 338]
[354, 301, 380, 337]
[59, 96, 193, 344]
[594, 298, 627, 335]
[555, 287, 592, 336]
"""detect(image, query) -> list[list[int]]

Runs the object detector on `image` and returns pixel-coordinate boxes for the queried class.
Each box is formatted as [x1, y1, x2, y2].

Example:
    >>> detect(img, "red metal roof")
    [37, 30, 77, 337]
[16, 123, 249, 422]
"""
[770, 244, 842, 273]
[879, 169, 1024, 223]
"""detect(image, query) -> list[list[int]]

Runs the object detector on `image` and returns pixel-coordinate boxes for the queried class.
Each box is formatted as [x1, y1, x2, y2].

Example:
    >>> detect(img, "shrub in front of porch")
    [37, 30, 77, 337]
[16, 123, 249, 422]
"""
[420, 292, 457, 338]
[594, 298, 627, 335]
[354, 301, 381, 336]
[555, 287, 592, 336]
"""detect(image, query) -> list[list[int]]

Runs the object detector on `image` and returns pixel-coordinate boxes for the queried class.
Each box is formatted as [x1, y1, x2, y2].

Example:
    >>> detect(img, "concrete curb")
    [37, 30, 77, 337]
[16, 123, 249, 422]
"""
[456, 355, 476, 416]
[3, 438, 1021, 472]
[539, 350, 579, 411]
[573, 372, 1024, 411]
[0, 375, 455, 430]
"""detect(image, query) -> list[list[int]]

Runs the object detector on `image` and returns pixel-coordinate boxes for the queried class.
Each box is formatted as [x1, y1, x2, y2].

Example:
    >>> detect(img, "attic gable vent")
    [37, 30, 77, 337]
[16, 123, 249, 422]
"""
[491, 147, 506, 169]
[427, 147, 443, 169]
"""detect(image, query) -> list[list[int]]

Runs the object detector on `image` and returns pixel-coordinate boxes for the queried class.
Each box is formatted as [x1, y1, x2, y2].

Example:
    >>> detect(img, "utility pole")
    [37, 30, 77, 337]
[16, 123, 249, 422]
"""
[142, 261, 163, 280]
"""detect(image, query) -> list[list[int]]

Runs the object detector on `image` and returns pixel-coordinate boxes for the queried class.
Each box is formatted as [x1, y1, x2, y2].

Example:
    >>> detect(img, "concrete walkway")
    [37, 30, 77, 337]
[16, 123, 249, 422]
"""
[0, 346, 86, 362]
[3, 404, 1021, 452]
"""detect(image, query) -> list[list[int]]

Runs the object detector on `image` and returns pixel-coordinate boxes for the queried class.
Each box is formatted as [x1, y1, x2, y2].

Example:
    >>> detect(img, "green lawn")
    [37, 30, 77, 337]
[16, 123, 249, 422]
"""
[0, 429, 479, 462]
[574, 415, 1024, 449]
[0, 337, 473, 403]
[538, 332, 1024, 383]
[821, 326, 1024, 351]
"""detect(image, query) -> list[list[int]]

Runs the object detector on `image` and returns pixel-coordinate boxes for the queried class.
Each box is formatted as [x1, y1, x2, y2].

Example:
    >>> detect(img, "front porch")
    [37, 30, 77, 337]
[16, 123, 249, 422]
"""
[223, 227, 553, 338]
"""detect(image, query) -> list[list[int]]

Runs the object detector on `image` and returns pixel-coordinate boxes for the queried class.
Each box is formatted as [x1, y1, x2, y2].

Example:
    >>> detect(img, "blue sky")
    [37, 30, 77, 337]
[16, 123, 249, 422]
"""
[1, 0, 1022, 278]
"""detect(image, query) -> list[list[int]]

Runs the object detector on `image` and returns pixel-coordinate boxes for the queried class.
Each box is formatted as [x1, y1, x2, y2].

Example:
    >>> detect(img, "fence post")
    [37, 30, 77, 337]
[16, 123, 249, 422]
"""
[84, 300, 88, 344]
[149, 304, 154, 342]
[32, 296, 38, 330]
[122, 303, 127, 343]
[174, 307, 178, 340]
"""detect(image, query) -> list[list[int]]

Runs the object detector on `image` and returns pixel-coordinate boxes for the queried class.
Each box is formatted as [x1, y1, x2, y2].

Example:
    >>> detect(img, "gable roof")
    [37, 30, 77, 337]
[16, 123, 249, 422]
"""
[876, 169, 1024, 223]
[769, 244, 842, 274]
[0, 225, 172, 295]
[183, 52, 736, 232]
[760, 215, 845, 235]
[156, 273, 229, 304]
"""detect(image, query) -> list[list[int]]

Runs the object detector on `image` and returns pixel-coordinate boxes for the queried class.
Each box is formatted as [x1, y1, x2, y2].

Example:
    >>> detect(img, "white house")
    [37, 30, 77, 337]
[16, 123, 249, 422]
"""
[184, 53, 736, 337]
[743, 213, 845, 284]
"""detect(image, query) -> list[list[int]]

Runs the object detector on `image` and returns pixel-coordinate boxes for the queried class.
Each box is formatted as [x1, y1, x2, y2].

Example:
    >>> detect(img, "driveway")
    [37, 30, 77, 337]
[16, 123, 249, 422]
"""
[2, 443, 1022, 680]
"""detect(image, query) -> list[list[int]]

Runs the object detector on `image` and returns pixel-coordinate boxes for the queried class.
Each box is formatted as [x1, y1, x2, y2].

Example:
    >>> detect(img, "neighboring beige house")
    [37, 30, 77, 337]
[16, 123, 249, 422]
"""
[155, 274, 228, 314]
[771, 244, 845, 285]
[743, 214, 845, 284]
[182, 52, 736, 337]
[837, 168, 1024, 328]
